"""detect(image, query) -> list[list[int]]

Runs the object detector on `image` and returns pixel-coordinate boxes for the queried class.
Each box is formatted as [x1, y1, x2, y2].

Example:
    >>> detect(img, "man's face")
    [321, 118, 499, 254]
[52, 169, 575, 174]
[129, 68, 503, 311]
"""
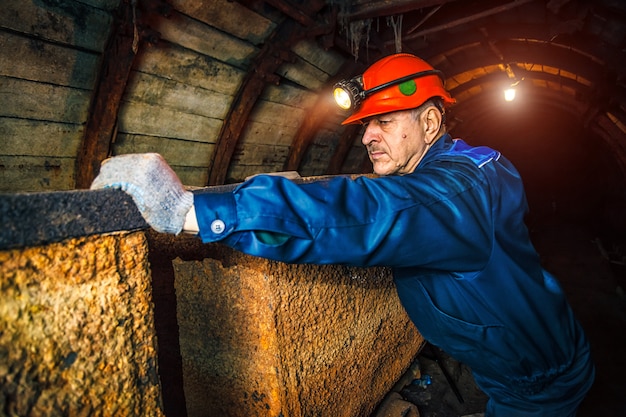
[361, 110, 428, 176]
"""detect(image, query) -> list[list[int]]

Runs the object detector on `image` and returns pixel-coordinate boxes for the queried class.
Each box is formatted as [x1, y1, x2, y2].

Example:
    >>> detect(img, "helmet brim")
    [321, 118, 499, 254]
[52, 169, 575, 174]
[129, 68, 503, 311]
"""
[341, 94, 456, 125]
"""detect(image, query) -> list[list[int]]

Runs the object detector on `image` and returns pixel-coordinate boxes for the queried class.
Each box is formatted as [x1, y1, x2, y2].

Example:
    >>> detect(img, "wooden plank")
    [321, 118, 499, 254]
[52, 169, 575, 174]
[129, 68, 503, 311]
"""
[291, 39, 345, 76]
[326, 109, 353, 127]
[168, 0, 275, 45]
[282, 59, 359, 173]
[76, 0, 121, 11]
[231, 143, 290, 166]
[208, 19, 308, 185]
[113, 133, 214, 168]
[0, 77, 90, 123]
[0, 31, 99, 89]
[263, 0, 316, 26]
[75, 0, 138, 189]
[261, 84, 318, 109]
[240, 120, 299, 147]
[135, 44, 245, 96]
[207, 0, 332, 185]
[147, 11, 257, 67]
[403, 0, 536, 41]
[247, 100, 305, 128]
[0, 156, 75, 192]
[123, 71, 232, 119]
[326, 125, 362, 174]
[299, 140, 338, 177]
[227, 161, 289, 182]
[169, 165, 209, 187]
[1, 118, 82, 157]
[277, 56, 330, 90]
[1, 0, 112, 51]
[283, 87, 334, 171]
[117, 101, 223, 142]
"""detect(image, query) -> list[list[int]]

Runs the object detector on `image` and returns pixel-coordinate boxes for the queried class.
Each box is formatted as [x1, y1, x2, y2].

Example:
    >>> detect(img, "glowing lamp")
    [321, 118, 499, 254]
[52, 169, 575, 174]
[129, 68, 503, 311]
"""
[504, 88, 516, 102]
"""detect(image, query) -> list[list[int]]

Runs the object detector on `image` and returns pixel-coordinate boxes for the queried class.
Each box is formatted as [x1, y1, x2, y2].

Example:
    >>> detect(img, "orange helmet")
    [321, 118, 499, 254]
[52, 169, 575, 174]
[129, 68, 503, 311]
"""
[335, 53, 456, 125]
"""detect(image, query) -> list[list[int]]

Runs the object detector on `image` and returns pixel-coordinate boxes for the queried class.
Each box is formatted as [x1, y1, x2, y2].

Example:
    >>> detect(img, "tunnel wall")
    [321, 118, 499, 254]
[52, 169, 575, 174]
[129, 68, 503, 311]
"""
[1, 188, 424, 416]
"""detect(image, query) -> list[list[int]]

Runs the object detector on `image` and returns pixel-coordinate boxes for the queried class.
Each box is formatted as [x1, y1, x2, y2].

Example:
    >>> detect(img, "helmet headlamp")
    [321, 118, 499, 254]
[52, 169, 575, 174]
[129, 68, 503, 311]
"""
[333, 69, 444, 112]
[333, 76, 364, 110]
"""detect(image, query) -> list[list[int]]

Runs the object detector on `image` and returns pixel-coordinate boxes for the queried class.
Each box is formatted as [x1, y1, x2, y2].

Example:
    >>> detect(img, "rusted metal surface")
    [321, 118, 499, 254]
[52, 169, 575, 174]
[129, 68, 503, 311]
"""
[1, 232, 164, 415]
[172, 245, 424, 417]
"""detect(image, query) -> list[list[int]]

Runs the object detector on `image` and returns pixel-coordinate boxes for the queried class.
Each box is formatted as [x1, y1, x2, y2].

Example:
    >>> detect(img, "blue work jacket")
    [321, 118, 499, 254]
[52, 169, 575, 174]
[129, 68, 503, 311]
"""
[194, 134, 594, 416]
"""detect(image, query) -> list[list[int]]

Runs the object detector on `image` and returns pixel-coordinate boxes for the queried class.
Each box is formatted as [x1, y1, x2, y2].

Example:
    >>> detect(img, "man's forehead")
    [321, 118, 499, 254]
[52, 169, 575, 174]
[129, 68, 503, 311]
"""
[362, 109, 412, 123]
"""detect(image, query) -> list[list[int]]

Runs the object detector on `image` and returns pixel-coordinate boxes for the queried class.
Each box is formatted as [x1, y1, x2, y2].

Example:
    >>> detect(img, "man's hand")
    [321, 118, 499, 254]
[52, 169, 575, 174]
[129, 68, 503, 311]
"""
[90, 153, 194, 235]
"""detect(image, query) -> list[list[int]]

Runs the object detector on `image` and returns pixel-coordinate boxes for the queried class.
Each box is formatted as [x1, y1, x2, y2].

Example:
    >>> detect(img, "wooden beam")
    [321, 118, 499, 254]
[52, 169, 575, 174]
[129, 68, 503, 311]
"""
[400, 0, 536, 42]
[75, 0, 169, 189]
[284, 61, 360, 173]
[326, 124, 362, 175]
[263, 0, 316, 27]
[207, 20, 307, 185]
[344, 0, 461, 22]
[75, 0, 139, 189]
[283, 87, 334, 172]
[208, 0, 337, 185]
[206, 0, 333, 185]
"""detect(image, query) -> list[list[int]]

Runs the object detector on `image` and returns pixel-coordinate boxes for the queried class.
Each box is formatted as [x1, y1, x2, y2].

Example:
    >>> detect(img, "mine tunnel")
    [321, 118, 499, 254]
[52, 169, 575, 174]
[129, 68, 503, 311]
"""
[1, 0, 625, 416]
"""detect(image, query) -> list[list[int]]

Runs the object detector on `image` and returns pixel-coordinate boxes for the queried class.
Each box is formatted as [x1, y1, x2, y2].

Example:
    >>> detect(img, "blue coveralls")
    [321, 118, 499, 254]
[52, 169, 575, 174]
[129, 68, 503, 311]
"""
[194, 134, 594, 416]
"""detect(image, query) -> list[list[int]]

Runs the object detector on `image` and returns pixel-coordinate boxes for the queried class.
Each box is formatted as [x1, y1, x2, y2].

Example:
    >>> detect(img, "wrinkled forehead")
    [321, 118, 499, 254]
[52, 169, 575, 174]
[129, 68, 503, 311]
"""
[362, 108, 424, 124]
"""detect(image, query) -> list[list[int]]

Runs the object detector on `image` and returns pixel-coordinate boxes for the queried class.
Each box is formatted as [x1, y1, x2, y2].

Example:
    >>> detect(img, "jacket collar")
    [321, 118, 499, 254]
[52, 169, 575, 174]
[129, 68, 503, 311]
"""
[419, 132, 454, 167]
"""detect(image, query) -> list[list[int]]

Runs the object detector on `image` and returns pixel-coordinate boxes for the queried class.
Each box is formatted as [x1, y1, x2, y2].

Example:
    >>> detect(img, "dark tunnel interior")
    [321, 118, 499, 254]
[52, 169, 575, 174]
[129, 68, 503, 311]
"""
[451, 93, 624, 238]
[435, 93, 626, 417]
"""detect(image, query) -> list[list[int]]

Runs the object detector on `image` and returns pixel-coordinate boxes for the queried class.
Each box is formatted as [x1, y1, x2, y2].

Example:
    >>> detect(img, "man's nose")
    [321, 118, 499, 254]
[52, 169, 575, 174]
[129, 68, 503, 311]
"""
[361, 123, 378, 146]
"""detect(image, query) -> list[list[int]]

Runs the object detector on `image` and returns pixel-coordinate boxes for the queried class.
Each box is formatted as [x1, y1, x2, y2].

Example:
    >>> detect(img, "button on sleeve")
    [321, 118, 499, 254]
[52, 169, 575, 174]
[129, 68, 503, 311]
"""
[193, 191, 237, 242]
[210, 219, 226, 234]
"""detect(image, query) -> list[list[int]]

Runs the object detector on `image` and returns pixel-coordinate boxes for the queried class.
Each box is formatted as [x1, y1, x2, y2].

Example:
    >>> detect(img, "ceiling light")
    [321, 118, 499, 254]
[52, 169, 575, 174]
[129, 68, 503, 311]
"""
[503, 79, 521, 102]
[504, 87, 516, 101]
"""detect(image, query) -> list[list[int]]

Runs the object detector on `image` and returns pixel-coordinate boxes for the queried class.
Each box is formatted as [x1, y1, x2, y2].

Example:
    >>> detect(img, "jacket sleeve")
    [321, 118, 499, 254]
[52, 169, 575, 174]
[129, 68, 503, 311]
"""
[194, 161, 493, 270]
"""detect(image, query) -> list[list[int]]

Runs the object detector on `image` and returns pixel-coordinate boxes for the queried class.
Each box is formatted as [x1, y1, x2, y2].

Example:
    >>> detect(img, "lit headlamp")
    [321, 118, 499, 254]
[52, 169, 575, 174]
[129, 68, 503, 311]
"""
[333, 76, 365, 110]
[333, 69, 444, 112]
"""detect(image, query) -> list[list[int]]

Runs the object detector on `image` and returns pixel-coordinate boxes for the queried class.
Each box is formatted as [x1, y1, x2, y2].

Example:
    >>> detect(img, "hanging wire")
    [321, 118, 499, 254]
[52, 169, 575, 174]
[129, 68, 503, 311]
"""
[331, 0, 365, 61]
[131, 0, 139, 53]
[348, 19, 372, 61]
[387, 15, 403, 53]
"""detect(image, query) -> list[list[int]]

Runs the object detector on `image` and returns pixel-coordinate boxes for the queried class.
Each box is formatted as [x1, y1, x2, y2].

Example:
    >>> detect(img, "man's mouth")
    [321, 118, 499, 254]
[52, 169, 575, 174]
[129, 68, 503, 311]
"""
[368, 149, 386, 160]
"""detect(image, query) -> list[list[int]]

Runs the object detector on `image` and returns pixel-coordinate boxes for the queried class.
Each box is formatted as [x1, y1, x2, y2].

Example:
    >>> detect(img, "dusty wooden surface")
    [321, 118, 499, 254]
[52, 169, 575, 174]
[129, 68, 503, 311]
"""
[1, 0, 353, 192]
[0, 0, 108, 192]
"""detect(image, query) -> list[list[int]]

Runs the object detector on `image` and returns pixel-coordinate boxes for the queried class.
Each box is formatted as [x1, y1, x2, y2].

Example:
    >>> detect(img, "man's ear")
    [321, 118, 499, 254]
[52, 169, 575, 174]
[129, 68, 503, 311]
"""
[423, 106, 443, 144]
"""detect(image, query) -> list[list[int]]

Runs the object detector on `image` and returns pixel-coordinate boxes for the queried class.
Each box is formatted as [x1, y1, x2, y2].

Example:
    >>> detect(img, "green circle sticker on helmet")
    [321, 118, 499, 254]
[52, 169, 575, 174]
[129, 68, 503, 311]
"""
[399, 79, 417, 96]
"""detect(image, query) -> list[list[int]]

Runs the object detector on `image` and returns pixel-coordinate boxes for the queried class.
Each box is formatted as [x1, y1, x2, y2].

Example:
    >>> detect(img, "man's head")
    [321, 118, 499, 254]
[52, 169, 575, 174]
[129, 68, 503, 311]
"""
[333, 53, 455, 175]
[360, 99, 445, 175]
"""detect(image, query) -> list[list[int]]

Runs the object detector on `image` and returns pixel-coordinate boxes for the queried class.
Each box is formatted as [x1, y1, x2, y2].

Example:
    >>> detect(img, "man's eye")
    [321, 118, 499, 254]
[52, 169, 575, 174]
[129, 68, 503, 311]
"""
[378, 119, 391, 126]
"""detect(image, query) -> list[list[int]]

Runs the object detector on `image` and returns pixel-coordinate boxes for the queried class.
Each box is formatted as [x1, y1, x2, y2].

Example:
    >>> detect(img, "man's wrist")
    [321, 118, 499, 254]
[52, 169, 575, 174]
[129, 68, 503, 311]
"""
[182, 204, 199, 234]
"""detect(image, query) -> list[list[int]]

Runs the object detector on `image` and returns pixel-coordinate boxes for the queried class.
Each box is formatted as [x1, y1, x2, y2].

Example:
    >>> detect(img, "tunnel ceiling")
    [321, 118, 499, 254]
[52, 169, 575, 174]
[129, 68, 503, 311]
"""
[233, 0, 626, 177]
[4, 0, 624, 193]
